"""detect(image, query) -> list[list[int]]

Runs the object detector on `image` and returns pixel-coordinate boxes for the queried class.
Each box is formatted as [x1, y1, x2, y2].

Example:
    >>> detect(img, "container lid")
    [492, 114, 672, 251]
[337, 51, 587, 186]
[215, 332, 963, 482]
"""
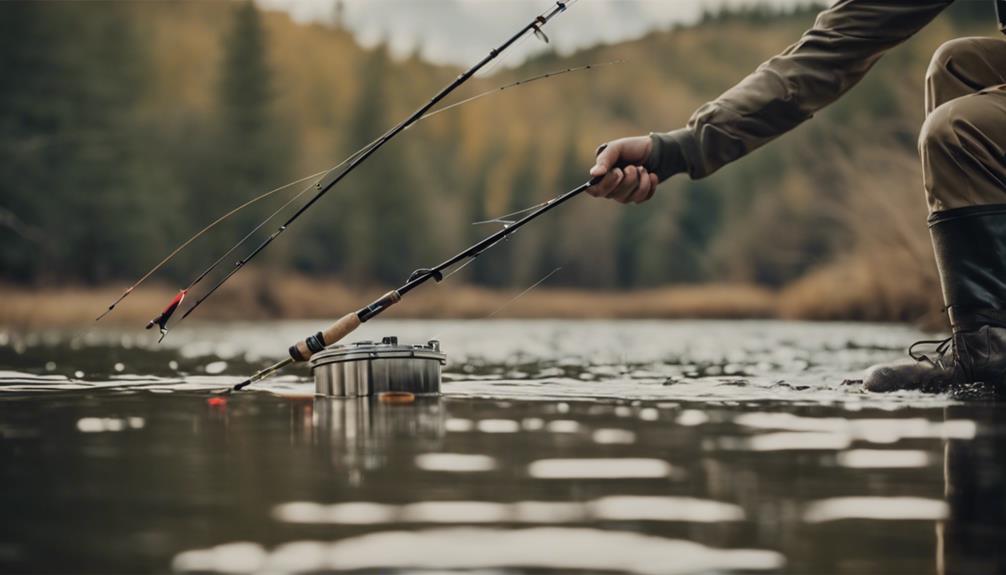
[309, 336, 446, 367]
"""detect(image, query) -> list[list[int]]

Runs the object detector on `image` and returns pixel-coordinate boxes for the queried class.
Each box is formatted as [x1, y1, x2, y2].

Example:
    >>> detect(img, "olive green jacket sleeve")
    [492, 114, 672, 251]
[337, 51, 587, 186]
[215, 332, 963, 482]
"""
[646, 0, 954, 181]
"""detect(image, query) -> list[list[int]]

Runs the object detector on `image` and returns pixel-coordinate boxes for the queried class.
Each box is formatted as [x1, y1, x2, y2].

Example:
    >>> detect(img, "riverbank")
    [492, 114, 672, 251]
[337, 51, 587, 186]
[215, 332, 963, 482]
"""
[0, 269, 945, 330]
[0, 277, 773, 329]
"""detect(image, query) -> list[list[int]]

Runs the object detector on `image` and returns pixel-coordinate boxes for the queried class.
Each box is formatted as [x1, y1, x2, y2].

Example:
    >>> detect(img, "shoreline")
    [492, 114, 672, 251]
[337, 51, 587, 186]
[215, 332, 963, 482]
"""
[2, 276, 781, 329]
[1, 272, 943, 330]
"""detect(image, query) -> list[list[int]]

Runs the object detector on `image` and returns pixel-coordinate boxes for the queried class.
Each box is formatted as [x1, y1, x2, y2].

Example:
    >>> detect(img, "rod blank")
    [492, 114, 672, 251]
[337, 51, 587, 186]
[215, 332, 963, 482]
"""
[176, 2, 571, 330]
[230, 176, 601, 391]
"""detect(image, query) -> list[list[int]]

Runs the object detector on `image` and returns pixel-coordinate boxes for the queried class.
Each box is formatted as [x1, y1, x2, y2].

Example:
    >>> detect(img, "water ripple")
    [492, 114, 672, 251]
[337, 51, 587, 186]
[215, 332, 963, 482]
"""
[173, 529, 785, 574]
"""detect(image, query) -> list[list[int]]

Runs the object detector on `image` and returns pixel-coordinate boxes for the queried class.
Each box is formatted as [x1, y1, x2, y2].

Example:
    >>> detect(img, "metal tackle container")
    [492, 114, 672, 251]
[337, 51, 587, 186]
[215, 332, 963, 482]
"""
[309, 337, 446, 397]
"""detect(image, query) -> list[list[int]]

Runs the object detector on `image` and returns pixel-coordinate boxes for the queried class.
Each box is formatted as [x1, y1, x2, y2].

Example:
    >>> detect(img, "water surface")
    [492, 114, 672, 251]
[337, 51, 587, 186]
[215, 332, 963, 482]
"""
[1, 320, 1002, 574]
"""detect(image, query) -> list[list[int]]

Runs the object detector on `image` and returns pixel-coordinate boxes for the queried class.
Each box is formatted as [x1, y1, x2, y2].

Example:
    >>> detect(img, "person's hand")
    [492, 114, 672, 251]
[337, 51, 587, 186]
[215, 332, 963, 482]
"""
[588, 136, 659, 204]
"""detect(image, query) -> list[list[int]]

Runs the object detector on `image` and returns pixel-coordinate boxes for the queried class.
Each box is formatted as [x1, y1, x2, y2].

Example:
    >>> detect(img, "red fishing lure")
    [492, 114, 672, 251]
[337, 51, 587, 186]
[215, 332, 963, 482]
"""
[146, 289, 187, 342]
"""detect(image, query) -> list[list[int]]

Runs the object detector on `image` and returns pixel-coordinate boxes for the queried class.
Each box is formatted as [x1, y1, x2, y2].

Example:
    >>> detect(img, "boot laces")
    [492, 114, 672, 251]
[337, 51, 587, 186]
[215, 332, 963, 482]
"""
[908, 336, 955, 369]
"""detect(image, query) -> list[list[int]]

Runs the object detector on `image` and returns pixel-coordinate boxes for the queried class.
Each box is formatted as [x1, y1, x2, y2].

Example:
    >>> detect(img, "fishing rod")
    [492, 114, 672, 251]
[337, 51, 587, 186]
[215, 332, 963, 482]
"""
[96, 58, 617, 329]
[134, 1, 574, 339]
[225, 175, 603, 392]
[149, 62, 618, 341]
[94, 170, 330, 323]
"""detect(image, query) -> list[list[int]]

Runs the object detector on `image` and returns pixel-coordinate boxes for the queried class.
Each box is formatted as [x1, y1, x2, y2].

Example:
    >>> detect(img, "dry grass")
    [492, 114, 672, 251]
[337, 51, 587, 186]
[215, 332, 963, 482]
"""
[777, 137, 945, 329]
[0, 283, 184, 330]
[778, 253, 939, 324]
[0, 273, 778, 329]
[402, 283, 778, 319]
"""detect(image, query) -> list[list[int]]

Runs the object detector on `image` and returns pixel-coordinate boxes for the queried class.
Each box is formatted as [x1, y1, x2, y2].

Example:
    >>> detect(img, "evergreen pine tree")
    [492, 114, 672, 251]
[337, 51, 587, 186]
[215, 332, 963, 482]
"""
[209, 0, 290, 256]
[0, 3, 158, 284]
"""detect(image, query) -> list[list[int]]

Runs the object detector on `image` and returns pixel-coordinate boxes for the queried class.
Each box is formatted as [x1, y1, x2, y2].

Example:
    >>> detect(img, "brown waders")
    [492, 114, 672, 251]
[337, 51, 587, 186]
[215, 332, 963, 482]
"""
[865, 37, 1006, 392]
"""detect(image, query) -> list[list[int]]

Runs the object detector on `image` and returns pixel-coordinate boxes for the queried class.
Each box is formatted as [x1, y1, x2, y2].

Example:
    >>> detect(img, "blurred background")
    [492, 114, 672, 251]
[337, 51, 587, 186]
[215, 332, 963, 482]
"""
[0, 0, 994, 328]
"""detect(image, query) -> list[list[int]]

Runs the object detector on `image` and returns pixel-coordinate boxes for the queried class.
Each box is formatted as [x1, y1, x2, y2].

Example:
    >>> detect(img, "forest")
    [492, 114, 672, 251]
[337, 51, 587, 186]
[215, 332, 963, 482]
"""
[0, 1, 994, 326]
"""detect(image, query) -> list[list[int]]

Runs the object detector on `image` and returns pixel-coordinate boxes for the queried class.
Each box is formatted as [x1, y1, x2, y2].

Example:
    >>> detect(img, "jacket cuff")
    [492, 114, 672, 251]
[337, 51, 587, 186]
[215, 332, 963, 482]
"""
[645, 128, 698, 181]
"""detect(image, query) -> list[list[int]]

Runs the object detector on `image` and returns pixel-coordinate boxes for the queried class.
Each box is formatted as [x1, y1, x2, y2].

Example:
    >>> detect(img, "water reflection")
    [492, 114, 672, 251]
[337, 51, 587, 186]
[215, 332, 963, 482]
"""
[313, 396, 445, 479]
[76, 416, 145, 433]
[803, 497, 949, 523]
[414, 452, 496, 472]
[591, 427, 636, 444]
[7, 321, 1006, 573]
[292, 393, 1006, 574]
[174, 528, 786, 574]
[836, 449, 931, 469]
[527, 458, 678, 479]
[939, 405, 1006, 575]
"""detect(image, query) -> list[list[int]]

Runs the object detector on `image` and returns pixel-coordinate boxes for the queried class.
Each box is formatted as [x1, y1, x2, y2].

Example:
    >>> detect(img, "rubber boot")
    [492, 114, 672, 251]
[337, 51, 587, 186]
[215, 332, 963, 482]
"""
[865, 204, 1006, 393]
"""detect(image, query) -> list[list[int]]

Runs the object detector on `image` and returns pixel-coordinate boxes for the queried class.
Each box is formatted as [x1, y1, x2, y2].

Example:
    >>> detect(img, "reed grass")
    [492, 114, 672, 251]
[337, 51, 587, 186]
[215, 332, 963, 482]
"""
[777, 139, 946, 330]
[0, 273, 777, 329]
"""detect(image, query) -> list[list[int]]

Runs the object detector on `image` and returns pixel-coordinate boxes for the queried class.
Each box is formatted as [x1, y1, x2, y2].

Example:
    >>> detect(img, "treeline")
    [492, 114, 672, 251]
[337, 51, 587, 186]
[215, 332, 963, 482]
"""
[0, 1, 992, 319]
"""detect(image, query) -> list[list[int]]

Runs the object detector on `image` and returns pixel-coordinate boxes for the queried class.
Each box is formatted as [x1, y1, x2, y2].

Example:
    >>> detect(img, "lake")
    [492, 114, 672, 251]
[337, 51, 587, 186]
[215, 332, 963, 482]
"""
[1, 319, 1001, 574]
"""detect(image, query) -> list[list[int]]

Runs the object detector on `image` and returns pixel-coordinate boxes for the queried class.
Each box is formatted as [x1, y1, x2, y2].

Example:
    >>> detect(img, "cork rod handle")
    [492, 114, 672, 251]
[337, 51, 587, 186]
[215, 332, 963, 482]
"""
[289, 312, 361, 362]
[322, 312, 362, 348]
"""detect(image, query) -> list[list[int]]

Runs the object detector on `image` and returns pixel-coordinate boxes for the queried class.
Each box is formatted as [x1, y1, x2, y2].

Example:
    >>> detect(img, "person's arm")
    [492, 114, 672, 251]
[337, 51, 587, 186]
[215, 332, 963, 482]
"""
[591, 0, 954, 203]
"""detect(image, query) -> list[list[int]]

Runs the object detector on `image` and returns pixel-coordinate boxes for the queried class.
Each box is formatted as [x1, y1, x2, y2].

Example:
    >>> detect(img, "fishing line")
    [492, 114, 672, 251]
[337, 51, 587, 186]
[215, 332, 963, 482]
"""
[427, 60, 623, 124]
[165, 1, 573, 333]
[94, 170, 325, 321]
[177, 135, 386, 292]
[439, 246, 488, 282]
[227, 176, 600, 393]
[96, 134, 386, 324]
[139, 136, 391, 341]
[98, 55, 616, 326]
[106, 3, 616, 336]
[472, 201, 550, 226]
[473, 25, 532, 80]
[439, 257, 477, 283]
[486, 266, 562, 318]
[424, 266, 563, 345]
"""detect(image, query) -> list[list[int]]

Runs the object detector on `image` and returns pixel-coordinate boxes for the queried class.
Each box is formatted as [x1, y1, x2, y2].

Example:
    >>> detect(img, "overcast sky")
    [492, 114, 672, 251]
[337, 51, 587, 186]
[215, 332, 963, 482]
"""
[257, 0, 824, 68]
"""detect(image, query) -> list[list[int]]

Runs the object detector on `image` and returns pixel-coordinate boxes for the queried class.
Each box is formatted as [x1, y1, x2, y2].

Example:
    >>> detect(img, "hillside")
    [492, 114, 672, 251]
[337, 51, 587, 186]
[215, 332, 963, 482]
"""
[0, 1, 994, 324]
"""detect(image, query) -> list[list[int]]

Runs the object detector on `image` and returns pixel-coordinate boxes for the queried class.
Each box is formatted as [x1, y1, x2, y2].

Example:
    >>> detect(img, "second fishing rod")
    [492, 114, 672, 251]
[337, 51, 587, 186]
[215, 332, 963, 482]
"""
[228, 175, 603, 392]
[161, 1, 573, 336]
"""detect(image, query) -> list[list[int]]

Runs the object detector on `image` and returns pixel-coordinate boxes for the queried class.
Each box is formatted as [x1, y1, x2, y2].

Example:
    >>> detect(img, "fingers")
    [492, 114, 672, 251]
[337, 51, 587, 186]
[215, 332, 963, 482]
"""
[610, 165, 641, 203]
[631, 167, 653, 203]
[587, 166, 660, 204]
[589, 141, 620, 177]
[586, 136, 660, 204]
[587, 167, 623, 198]
[629, 169, 658, 204]
[642, 172, 659, 202]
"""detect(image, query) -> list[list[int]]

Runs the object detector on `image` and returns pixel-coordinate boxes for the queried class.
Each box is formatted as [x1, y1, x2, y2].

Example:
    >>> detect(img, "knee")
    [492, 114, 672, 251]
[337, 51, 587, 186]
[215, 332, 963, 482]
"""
[919, 99, 961, 157]
[919, 91, 999, 154]
[918, 94, 1003, 208]
[926, 37, 985, 84]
